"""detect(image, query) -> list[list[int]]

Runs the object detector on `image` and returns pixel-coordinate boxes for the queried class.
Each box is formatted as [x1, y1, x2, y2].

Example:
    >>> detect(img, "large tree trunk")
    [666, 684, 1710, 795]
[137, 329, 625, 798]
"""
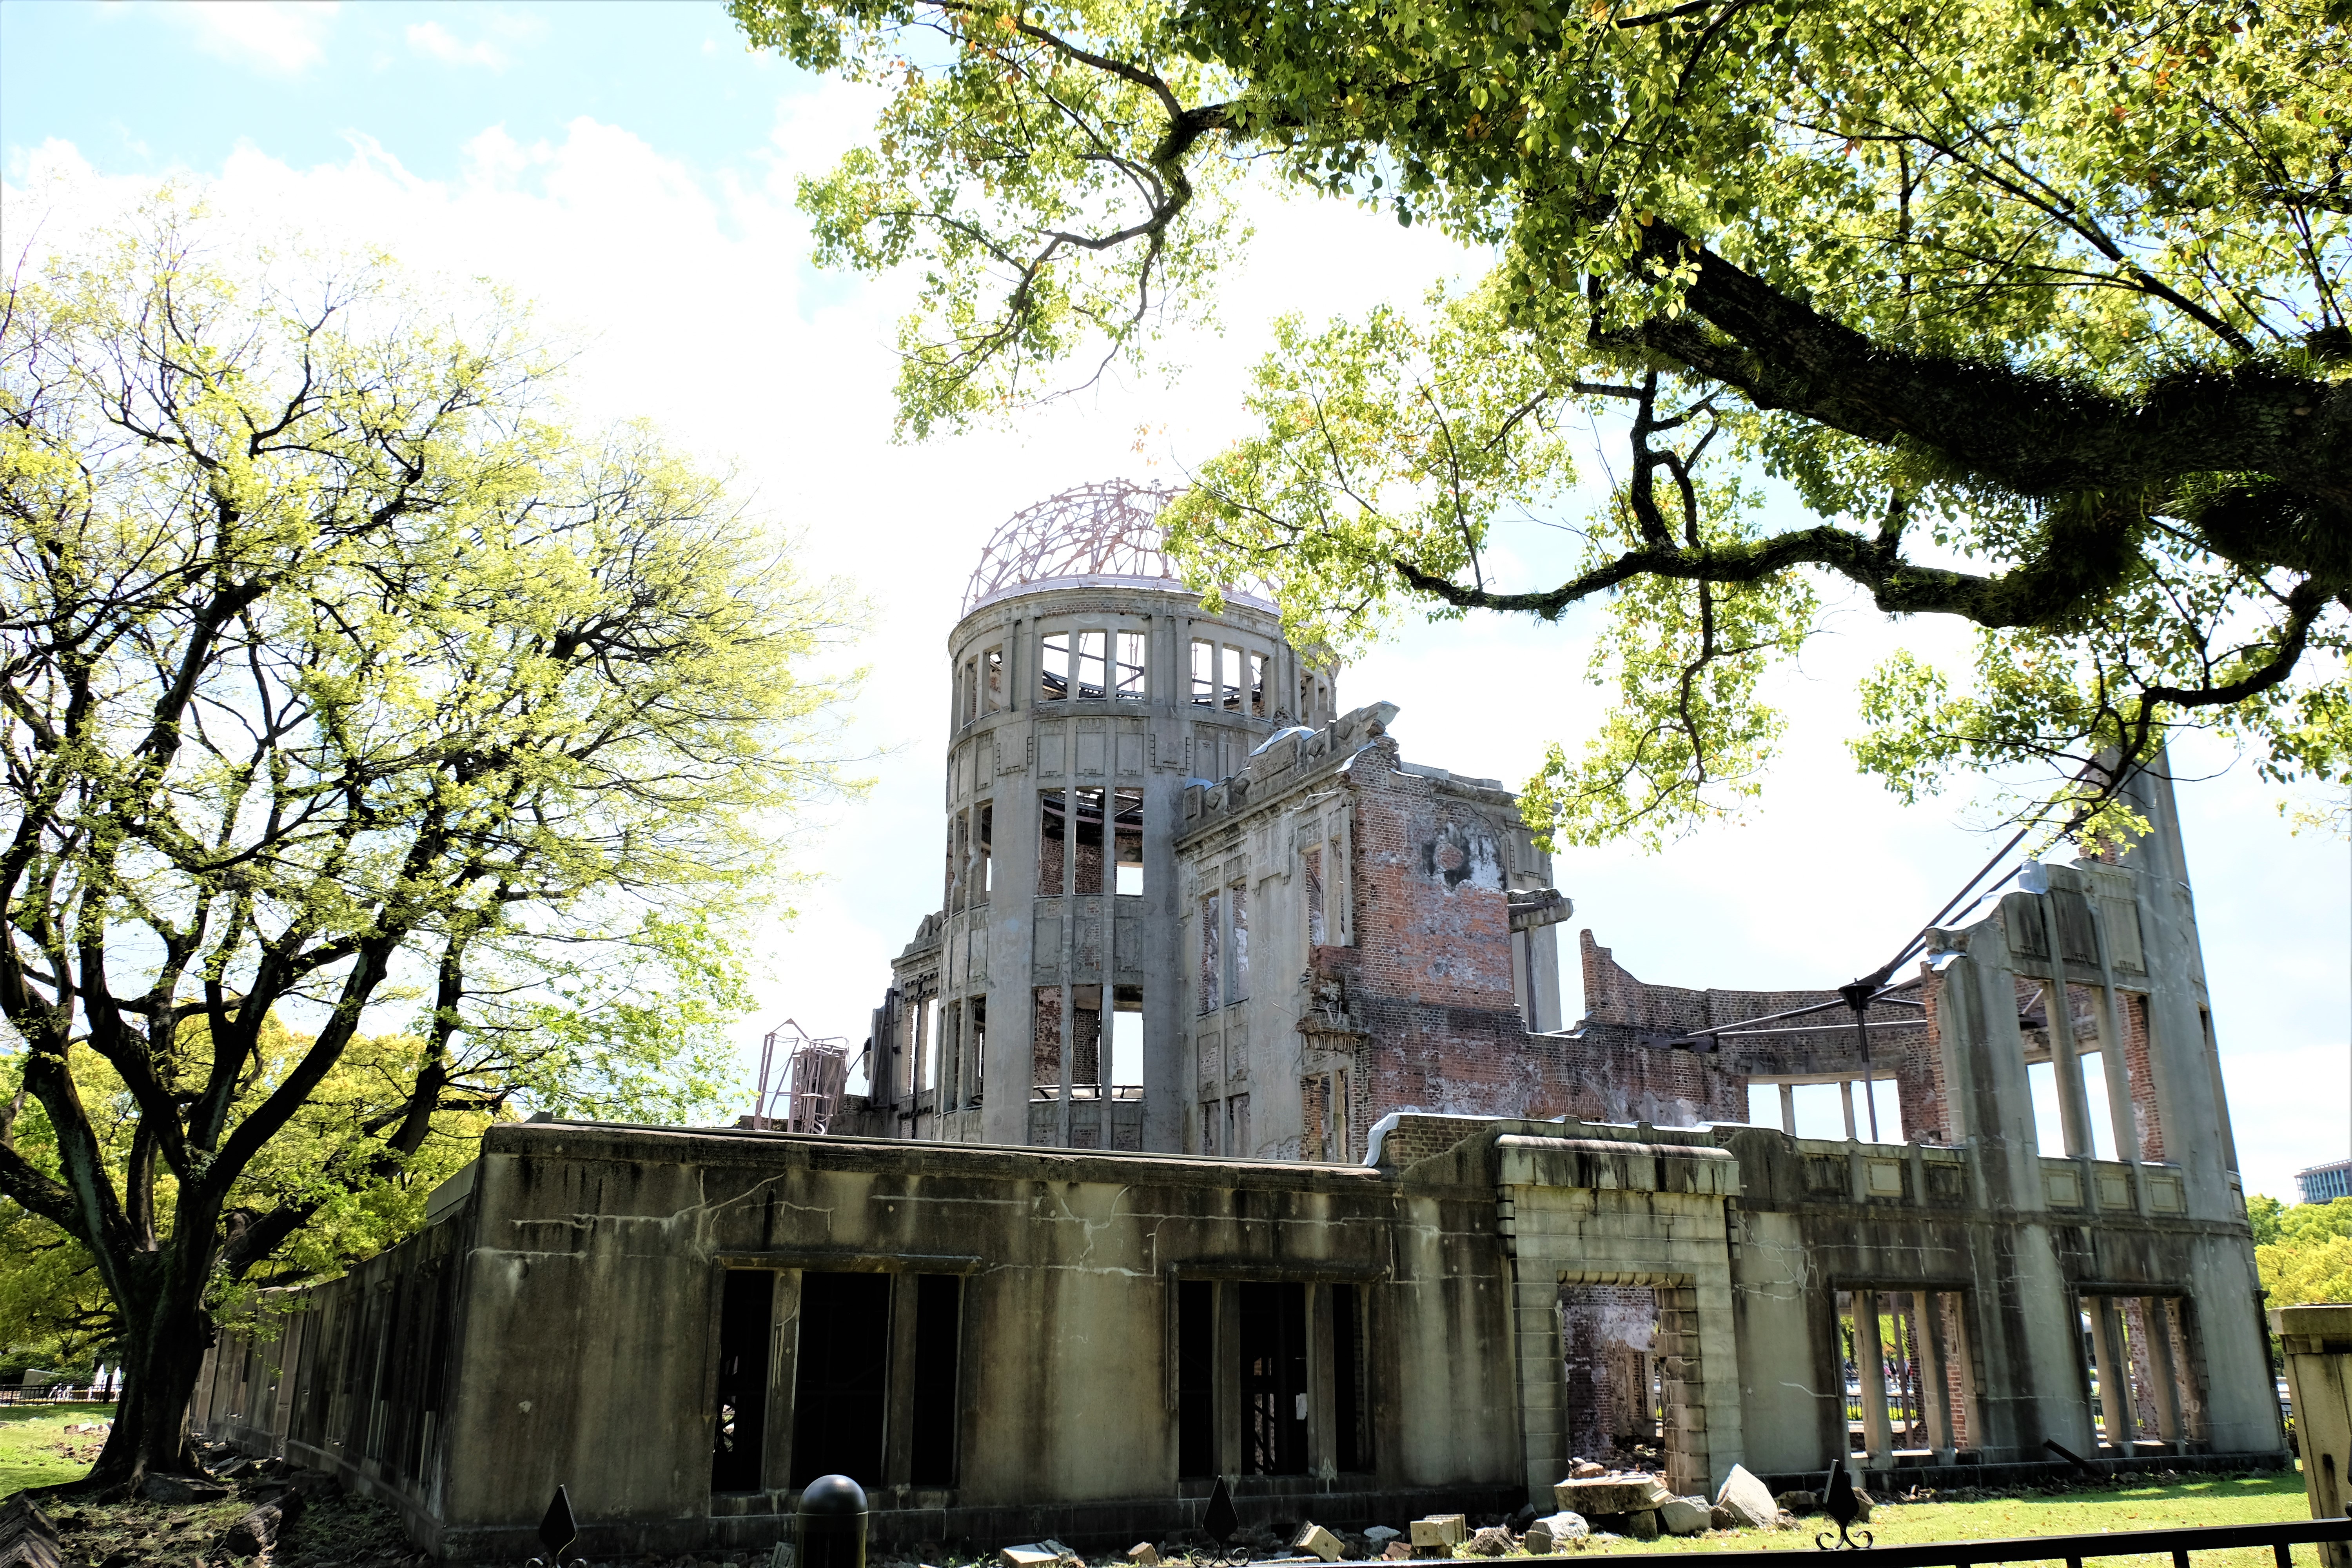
[62, 1261, 212, 1496]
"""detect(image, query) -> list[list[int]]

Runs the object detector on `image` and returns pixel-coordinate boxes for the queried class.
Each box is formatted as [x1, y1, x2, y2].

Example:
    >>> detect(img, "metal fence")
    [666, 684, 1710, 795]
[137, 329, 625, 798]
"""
[0, 1386, 117, 1405]
[1482, 1516, 2352, 1568]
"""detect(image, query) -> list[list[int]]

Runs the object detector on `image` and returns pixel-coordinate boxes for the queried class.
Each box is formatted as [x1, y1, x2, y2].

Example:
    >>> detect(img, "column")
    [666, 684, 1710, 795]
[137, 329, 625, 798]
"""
[2141, 1297, 2185, 1445]
[1779, 1083, 1797, 1135]
[1840, 1080, 1858, 1140]
[2040, 900, 2095, 1156]
[1214, 1280, 1242, 1479]
[1915, 1290, 1958, 1463]
[1855, 1290, 1896, 1470]
[2088, 901, 2143, 1177]
[2087, 1295, 2138, 1454]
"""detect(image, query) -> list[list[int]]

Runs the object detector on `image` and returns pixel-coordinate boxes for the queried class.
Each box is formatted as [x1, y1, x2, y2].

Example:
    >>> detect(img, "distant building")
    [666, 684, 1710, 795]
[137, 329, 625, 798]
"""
[2297, 1160, 2352, 1204]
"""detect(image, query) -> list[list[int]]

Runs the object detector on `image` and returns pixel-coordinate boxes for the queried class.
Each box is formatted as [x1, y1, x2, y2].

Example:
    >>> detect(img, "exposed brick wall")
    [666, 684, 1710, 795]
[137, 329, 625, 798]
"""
[1559, 1284, 1659, 1467]
[2124, 992, 2165, 1160]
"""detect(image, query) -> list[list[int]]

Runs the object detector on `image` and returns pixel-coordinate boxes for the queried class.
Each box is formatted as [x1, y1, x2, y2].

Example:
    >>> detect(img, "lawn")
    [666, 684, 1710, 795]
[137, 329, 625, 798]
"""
[1564, 1471, 2316, 1568]
[0, 1400, 112, 1497]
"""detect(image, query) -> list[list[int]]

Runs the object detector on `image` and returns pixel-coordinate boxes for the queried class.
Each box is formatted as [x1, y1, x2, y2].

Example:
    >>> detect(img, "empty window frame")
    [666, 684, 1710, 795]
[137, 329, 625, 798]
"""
[1302, 845, 1325, 947]
[961, 657, 978, 723]
[968, 996, 987, 1107]
[712, 1270, 773, 1492]
[1116, 631, 1147, 699]
[1111, 984, 1143, 1088]
[1227, 883, 1249, 1004]
[1191, 639, 1216, 706]
[790, 1271, 891, 1488]
[977, 801, 994, 896]
[1040, 633, 1071, 702]
[920, 996, 941, 1093]
[1039, 789, 1067, 895]
[1071, 983, 1104, 1086]
[1333, 1283, 1370, 1471]
[1177, 1279, 1216, 1477]
[1248, 652, 1268, 718]
[983, 646, 1004, 712]
[1076, 631, 1108, 700]
[1033, 987, 1064, 1091]
[1221, 646, 1244, 711]
[910, 1274, 963, 1485]
[1239, 1281, 1308, 1475]
[1198, 891, 1222, 1014]
[1114, 788, 1144, 895]
[1073, 786, 1107, 895]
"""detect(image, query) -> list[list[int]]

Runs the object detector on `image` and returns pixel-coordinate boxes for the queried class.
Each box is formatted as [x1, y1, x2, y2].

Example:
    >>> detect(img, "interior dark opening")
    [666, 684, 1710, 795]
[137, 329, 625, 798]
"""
[911, 1274, 962, 1485]
[1239, 1281, 1308, 1475]
[1333, 1282, 1369, 1472]
[791, 1270, 891, 1489]
[712, 1270, 773, 1493]
[1177, 1279, 1215, 1477]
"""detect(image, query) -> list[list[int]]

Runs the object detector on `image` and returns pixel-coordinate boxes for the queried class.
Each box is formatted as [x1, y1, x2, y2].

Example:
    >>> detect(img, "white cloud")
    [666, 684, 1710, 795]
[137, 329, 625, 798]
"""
[159, 1, 338, 76]
[405, 19, 506, 70]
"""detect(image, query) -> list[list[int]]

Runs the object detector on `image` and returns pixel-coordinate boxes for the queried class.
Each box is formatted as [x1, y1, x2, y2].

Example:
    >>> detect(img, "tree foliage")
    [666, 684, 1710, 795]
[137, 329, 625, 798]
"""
[0, 192, 857, 1485]
[736, 0, 2350, 842]
[2256, 1197, 2352, 1308]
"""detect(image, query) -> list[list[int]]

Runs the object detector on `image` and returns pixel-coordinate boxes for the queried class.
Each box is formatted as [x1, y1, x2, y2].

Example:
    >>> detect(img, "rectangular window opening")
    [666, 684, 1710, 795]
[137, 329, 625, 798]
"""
[1334, 1283, 1370, 1472]
[1303, 846, 1325, 947]
[1248, 652, 1267, 718]
[1198, 891, 1221, 1014]
[1221, 645, 1244, 711]
[1038, 789, 1066, 895]
[1111, 985, 1143, 1089]
[1191, 639, 1216, 706]
[1077, 630, 1109, 701]
[1116, 631, 1147, 699]
[1040, 633, 1071, 702]
[713, 1270, 773, 1493]
[1227, 883, 1249, 1004]
[910, 1274, 962, 1486]
[1032, 987, 1064, 1092]
[978, 802, 994, 896]
[1114, 788, 1144, 895]
[984, 646, 1004, 712]
[969, 996, 987, 1107]
[1239, 1281, 1308, 1475]
[790, 1270, 890, 1488]
[1072, 983, 1103, 1087]
[1558, 1282, 1662, 1470]
[1178, 1280, 1216, 1477]
[962, 658, 978, 723]
[1073, 786, 1106, 896]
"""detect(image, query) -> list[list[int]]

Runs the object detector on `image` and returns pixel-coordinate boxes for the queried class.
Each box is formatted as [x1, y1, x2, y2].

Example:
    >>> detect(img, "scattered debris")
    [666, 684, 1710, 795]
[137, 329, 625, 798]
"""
[1464, 1525, 1514, 1557]
[140, 1473, 231, 1505]
[1713, 1464, 1777, 1530]
[1290, 1524, 1345, 1562]
[1409, 1514, 1465, 1558]
[1362, 1527, 1401, 1546]
[1127, 1543, 1160, 1566]
[1001, 1546, 1060, 1568]
[1522, 1511, 1588, 1555]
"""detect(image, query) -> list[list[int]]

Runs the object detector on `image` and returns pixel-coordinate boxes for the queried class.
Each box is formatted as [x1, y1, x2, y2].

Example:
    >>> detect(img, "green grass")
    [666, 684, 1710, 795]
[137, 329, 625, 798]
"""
[1561, 1471, 2315, 1568]
[0, 1400, 112, 1497]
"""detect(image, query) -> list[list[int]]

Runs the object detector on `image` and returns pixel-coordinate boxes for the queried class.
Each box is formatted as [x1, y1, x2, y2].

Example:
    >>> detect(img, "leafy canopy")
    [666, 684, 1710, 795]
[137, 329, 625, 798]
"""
[737, 0, 2349, 844]
[0, 191, 858, 1475]
[2256, 1197, 2352, 1309]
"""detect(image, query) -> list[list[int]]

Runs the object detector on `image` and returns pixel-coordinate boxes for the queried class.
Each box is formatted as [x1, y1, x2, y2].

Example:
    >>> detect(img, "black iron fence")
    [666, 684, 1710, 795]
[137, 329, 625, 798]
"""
[1363, 1517, 2352, 1568]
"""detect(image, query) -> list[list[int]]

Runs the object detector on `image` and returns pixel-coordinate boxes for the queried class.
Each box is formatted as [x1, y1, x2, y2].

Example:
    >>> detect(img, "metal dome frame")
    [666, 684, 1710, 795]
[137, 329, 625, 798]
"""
[963, 480, 1187, 615]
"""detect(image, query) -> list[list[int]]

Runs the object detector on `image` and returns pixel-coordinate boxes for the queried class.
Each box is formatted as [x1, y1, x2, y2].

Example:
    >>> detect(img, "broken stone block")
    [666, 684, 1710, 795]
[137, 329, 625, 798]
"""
[1521, 1511, 1586, 1555]
[1621, 1510, 1659, 1542]
[1851, 1490, 1874, 1524]
[1409, 1515, 1465, 1550]
[1551, 1476, 1665, 1517]
[1570, 1461, 1604, 1479]
[1040, 1542, 1076, 1561]
[1002, 1546, 1060, 1568]
[140, 1474, 230, 1504]
[1465, 1527, 1513, 1557]
[1381, 1546, 1412, 1563]
[1657, 1497, 1710, 1537]
[1712, 1463, 1776, 1530]
[1128, 1545, 1160, 1566]
[1774, 1490, 1817, 1514]
[1708, 1505, 1736, 1531]
[1291, 1525, 1344, 1563]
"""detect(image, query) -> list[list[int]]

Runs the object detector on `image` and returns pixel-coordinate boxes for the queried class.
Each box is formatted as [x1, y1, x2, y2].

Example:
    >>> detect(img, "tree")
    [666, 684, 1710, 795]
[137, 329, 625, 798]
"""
[733, 0, 2348, 840]
[0, 194, 857, 1491]
[2256, 1198, 2352, 1308]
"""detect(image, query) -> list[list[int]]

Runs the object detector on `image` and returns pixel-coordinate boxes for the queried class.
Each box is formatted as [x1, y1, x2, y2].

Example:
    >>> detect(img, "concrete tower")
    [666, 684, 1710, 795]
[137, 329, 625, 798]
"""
[869, 483, 1335, 1151]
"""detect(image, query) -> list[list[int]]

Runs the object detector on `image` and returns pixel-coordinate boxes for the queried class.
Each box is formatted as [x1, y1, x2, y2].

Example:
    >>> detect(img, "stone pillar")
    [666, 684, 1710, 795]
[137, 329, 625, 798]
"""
[1854, 1290, 1896, 1470]
[2087, 1295, 2138, 1453]
[2274, 1305, 2352, 1567]
[1914, 1290, 1957, 1463]
[2140, 1296, 2184, 1445]
[1840, 1081, 1858, 1140]
[2038, 898, 2095, 1158]
[1779, 1083, 1796, 1135]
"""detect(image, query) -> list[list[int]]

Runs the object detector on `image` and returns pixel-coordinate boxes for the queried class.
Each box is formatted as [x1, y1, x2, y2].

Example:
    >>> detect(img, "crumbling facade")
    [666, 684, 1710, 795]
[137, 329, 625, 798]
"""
[191, 486, 2281, 1562]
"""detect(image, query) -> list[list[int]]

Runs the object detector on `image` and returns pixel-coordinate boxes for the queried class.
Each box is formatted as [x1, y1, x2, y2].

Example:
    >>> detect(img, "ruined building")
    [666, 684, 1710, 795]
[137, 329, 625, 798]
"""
[194, 485, 2280, 1563]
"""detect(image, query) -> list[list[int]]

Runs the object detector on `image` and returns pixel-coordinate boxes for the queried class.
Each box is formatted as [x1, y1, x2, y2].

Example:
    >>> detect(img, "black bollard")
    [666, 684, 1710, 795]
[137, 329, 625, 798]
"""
[798, 1474, 869, 1568]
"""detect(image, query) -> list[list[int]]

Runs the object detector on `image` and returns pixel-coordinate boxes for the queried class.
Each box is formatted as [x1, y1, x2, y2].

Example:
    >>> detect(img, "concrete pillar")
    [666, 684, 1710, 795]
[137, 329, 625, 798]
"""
[1840, 1080, 1858, 1140]
[1779, 1083, 1797, 1135]
[1854, 1290, 1895, 1469]
[2038, 899, 2095, 1158]
[1915, 1290, 1958, 1463]
[2272, 1304, 2352, 1565]
[2087, 899, 2143, 1176]
[2087, 1294, 2138, 1453]
[2141, 1296, 2184, 1445]
[1214, 1281, 1241, 1480]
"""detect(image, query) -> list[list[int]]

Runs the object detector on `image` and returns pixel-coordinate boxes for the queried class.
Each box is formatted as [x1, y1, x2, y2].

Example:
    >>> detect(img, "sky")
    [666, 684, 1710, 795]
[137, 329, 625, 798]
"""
[3, 0, 2345, 1202]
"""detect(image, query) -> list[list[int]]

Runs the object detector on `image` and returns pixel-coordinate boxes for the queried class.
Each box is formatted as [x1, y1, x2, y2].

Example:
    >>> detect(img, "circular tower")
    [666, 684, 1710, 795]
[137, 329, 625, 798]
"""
[878, 481, 1336, 1151]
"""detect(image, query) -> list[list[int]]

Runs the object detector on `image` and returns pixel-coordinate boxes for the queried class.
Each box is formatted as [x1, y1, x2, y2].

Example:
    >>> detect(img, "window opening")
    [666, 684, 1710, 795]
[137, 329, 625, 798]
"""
[962, 659, 978, 722]
[1178, 1280, 1216, 1477]
[790, 1271, 891, 1488]
[1228, 1091, 1251, 1156]
[1114, 788, 1144, 895]
[1200, 1102, 1220, 1155]
[1198, 891, 1221, 1013]
[1111, 985, 1143, 1088]
[1249, 652, 1267, 717]
[1303, 846, 1325, 947]
[1033, 988, 1064, 1093]
[1239, 1282, 1309, 1475]
[1191, 639, 1216, 706]
[1077, 630, 1108, 700]
[1116, 631, 1147, 699]
[978, 802, 993, 895]
[1227, 883, 1249, 1003]
[1559, 1283, 1663, 1472]
[1073, 786, 1106, 895]
[910, 1274, 962, 1486]
[1221, 646, 1244, 711]
[1072, 983, 1103, 1087]
[1038, 790, 1066, 895]
[984, 647, 1004, 711]
[1334, 1283, 1370, 1471]
[969, 997, 987, 1107]
[712, 1270, 773, 1492]
[1040, 633, 1071, 702]
[921, 996, 941, 1092]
